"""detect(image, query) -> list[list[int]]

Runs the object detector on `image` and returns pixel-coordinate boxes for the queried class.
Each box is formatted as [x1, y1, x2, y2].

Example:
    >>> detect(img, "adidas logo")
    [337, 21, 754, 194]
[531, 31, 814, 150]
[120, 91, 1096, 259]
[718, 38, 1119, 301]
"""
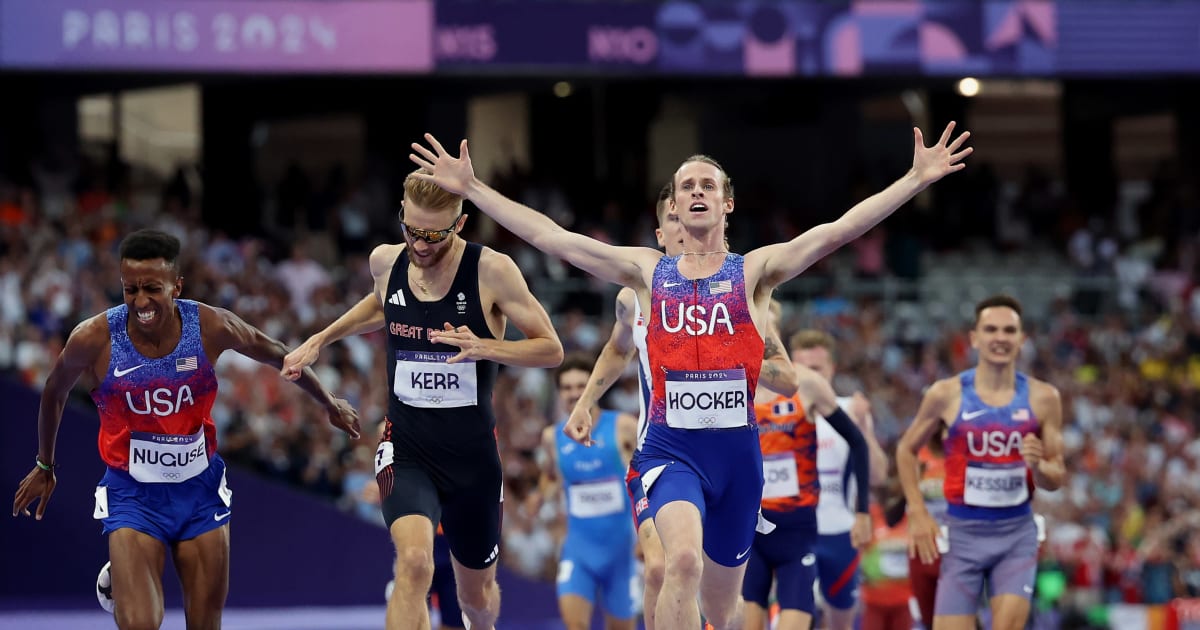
[485, 544, 499, 564]
[388, 290, 405, 307]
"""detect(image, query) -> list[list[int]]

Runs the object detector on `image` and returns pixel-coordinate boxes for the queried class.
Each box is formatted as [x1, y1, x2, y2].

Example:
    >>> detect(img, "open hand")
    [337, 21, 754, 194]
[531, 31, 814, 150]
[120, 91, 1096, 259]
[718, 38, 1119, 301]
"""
[911, 121, 973, 187]
[13, 467, 56, 520]
[409, 134, 476, 196]
[907, 510, 942, 565]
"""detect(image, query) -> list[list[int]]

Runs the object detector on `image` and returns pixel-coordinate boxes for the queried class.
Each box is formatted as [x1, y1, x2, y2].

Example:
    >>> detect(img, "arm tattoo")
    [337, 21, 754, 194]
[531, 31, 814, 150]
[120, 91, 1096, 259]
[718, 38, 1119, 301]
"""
[761, 363, 778, 380]
[763, 336, 784, 360]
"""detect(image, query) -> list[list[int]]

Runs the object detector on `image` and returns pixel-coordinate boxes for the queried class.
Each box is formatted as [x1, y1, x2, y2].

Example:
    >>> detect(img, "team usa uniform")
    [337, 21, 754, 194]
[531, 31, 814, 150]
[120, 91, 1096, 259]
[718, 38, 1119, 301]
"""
[623, 299, 653, 529]
[936, 369, 1040, 616]
[814, 396, 863, 611]
[640, 254, 765, 567]
[91, 299, 232, 542]
[555, 410, 639, 618]
[743, 393, 820, 614]
[375, 243, 503, 570]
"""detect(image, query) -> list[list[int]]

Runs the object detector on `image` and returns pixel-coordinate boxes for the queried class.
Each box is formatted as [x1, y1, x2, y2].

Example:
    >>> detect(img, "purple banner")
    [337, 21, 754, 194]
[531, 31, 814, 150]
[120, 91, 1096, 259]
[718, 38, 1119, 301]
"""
[433, 0, 1200, 77]
[434, 2, 657, 71]
[0, 0, 433, 73]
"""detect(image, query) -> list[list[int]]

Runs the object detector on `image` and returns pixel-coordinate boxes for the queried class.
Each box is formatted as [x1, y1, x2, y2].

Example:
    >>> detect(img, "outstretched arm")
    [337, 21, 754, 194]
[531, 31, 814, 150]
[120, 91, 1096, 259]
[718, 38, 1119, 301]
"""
[750, 122, 972, 289]
[205, 305, 361, 438]
[13, 316, 107, 519]
[282, 244, 397, 380]
[410, 134, 657, 288]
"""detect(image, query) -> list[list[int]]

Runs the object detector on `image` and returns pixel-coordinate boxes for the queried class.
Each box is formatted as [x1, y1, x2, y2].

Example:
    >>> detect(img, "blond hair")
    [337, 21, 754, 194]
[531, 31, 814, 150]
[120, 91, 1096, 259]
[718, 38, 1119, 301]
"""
[403, 168, 463, 213]
[671, 154, 735, 200]
[788, 329, 835, 362]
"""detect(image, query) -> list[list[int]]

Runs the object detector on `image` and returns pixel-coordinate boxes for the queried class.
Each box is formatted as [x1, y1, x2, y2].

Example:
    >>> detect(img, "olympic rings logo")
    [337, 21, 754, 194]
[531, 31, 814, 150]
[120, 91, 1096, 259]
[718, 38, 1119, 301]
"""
[161, 472, 181, 480]
[426, 396, 444, 404]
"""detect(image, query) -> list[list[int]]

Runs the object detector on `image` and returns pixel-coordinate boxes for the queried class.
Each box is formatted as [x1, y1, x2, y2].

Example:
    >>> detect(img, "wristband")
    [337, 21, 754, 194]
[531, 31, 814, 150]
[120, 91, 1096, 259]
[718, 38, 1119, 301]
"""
[35, 455, 55, 471]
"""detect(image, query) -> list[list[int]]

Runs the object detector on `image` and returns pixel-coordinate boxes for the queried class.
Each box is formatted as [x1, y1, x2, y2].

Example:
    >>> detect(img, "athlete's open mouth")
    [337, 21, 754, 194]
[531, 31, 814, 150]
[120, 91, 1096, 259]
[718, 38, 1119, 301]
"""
[689, 203, 707, 213]
[136, 310, 156, 324]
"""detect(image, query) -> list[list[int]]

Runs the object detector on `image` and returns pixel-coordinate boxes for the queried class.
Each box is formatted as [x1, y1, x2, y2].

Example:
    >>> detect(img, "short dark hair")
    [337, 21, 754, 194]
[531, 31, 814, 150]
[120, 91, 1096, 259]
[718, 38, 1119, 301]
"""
[554, 352, 595, 387]
[119, 229, 181, 270]
[654, 183, 672, 226]
[974, 295, 1022, 326]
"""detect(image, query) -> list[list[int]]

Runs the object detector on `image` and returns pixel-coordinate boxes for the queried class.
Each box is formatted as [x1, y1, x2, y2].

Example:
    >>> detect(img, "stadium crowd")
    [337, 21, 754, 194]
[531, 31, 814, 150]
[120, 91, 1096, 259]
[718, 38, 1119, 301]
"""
[2, 148, 1199, 622]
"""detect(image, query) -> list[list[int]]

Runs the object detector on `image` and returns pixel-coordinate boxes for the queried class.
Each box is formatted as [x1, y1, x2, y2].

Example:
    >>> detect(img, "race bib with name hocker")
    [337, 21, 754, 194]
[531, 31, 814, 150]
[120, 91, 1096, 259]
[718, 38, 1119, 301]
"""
[664, 368, 748, 429]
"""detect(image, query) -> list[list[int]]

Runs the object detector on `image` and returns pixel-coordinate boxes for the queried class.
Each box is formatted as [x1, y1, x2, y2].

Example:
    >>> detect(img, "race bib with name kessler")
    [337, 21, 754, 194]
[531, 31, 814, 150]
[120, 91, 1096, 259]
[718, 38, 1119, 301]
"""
[664, 368, 749, 429]
[393, 351, 478, 408]
[964, 462, 1029, 507]
[567, 478, 626, 518]
[129, 426, 208, 483]
[763, 453, 800, 499]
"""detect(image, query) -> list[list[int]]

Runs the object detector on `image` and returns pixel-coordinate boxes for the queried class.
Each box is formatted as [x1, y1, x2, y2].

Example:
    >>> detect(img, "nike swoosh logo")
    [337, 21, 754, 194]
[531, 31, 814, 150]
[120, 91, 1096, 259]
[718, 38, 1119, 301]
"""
[114, 364, 147, 377]
[961, 409, 988, 421]
[736, 547, 751, 560]
[663, 281, 682, 288]
[214, 511, 231, 522]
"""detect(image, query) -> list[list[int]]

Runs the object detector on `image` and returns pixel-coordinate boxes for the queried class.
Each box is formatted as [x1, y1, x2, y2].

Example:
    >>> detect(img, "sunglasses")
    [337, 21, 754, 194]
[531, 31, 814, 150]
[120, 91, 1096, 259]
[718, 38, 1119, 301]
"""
[399, 210, 462, 244]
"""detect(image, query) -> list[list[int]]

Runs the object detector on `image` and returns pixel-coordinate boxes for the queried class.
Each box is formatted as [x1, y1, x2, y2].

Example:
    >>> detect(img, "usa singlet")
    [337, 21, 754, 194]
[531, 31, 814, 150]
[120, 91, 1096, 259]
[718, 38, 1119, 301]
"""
[92, 299, 218, 482]
[646, 254, 763, 430]
[943, 369, 1039, 520]
[639, 253, 766, 567]
[624, 297, 655, 527]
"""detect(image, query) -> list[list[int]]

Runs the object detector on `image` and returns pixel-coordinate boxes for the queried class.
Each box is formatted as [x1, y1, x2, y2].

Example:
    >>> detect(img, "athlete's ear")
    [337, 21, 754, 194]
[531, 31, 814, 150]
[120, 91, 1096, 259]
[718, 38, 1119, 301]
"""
[455, 213, 469, 233]
[724, 195, 735, 214]
[173, 276, 183, 298]
[654, 228, 664, 248]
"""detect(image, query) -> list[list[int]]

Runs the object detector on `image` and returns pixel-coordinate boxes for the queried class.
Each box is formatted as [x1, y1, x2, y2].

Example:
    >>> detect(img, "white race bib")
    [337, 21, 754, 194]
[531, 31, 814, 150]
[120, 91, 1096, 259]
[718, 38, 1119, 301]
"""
[819, 472, 844, 498]
[880, 548, 910, 579]
[963, 463, 1029, 507]
[128, 426, 208, 483]
[567, 478, 625, 518]
[393, 351, 478, 408]
[664, 368, 748, 429]
[762, 453, 800, 499]
[375, 441, 395, 475]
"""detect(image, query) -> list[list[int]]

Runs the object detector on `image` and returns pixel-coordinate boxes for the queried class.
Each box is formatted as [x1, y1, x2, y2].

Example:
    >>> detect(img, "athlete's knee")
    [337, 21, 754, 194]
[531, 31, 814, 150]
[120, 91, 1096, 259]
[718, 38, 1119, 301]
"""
[457, 575, 498, 614]
[182, 607, 222, 630]
[459, 592, 499, 630]
[699, 595, 742, 630]
[115, 607, 164, 630]
[643, 555, 666, 593]
[663, 545, 703, 585]
[393, 545, 435, 588]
